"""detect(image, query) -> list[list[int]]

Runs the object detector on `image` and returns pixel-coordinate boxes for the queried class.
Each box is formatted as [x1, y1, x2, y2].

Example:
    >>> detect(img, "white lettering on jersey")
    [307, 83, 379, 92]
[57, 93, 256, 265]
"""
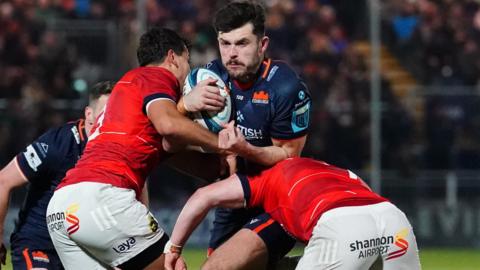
[71, 126, 80, 144]
[237, 124, 263, 140]
[23, 145, 42, 172]
[266, 65, 279, 82]
[236, 95, 244, 101]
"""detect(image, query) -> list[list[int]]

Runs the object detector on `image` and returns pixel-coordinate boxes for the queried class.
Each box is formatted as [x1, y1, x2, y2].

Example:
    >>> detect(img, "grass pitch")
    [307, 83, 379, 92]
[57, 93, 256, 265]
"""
[3, 247, 479, 269]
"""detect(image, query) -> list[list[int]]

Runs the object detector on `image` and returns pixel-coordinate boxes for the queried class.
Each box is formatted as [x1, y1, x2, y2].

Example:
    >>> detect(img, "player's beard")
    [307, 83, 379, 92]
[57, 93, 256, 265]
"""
[226, 56, 262, 83]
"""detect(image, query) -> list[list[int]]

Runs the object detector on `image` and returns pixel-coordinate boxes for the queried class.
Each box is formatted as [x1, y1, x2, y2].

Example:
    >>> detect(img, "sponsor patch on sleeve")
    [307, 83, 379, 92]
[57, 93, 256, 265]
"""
[23, 145, 42, 172]
[291, 101, 310, 132]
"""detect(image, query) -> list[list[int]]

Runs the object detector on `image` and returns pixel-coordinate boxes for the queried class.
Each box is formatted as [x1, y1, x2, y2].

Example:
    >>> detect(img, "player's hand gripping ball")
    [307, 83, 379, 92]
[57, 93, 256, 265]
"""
[183, 68, 232, 133]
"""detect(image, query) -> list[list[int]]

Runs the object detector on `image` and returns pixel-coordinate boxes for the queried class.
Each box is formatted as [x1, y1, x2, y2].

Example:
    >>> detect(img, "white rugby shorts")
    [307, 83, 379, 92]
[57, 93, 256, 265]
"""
[47, 182, 166, 269]
[296, 202, 421, 270]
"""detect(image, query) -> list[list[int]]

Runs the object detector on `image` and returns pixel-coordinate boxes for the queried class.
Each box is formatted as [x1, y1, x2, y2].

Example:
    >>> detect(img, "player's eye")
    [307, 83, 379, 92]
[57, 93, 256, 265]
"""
[236, 40, 249, 47]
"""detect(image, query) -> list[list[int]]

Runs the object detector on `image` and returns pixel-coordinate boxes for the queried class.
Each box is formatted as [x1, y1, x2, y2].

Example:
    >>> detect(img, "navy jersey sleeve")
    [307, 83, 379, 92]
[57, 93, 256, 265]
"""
[237, 173, 251, 205]
[205, 59, 230, 83]
[270, 68, 312, 140]
[16, 128, 62, 184]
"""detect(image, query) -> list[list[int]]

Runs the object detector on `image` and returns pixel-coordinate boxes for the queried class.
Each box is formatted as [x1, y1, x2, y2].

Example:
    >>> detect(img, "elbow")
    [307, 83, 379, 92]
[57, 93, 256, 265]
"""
[0, 177, 13, 196]
[162, 137, 181, 153]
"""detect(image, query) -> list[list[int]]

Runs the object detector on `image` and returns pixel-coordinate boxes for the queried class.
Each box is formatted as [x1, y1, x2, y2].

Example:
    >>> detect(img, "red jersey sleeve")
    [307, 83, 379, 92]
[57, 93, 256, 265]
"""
[139, 67, 180, 115]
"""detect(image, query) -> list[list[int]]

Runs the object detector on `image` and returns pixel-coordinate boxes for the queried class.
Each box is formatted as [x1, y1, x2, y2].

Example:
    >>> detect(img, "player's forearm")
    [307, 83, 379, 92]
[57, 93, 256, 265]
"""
[153, 111, 221, 153]
[239, 144, 289, 166]
[170, 177, 245, 246]
[0, 159, 28, 244]
[161, 119, 221, 153]
[170, 191, 212, 246]
[150, 101, 222, 153]
[0, 183, 11, 244]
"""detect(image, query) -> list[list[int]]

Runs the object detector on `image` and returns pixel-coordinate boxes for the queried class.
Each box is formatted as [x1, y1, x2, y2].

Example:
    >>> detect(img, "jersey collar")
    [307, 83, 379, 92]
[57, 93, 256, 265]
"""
[78, 119, 88, 142]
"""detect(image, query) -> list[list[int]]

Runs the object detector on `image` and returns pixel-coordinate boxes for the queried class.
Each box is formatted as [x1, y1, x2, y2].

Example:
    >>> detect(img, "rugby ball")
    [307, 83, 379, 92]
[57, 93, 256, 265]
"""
[183, 68, 232, 133]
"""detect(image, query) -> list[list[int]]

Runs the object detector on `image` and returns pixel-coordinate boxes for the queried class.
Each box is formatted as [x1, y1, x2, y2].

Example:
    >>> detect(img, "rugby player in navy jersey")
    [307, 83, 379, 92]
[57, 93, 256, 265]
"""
[0, 81, 113, 270]
[177, 2, 312, 269]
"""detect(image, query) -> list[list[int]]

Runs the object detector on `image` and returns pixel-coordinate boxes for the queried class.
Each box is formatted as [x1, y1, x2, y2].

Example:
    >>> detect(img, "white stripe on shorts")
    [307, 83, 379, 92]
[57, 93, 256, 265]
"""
[317, 239, 338, 265]
[90, 206, 117, 231]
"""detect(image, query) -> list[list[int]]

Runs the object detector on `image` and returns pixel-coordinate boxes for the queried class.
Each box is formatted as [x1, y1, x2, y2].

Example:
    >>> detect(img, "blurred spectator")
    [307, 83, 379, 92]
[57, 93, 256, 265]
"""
[392, 2, 418, 43]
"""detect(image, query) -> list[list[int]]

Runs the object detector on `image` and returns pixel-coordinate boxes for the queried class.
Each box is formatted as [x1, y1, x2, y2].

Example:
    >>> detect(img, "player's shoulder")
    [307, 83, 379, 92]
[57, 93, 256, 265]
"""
[268, 60, 299, 79]
[18, 120, 84, 174]
[266, 60, 308, 97]
[40, 120, 84, 146]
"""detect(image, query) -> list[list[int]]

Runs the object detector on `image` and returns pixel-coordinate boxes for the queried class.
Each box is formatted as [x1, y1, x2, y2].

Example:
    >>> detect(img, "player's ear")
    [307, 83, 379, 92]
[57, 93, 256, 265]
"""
[84, 106, 94, 125]
[167, 49, 179, 69]
[259, 36, 269, 54]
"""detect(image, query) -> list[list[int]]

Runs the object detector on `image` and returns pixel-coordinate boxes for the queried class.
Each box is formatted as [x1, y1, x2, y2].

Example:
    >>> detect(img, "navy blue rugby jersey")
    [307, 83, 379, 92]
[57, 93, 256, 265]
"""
[206, 59, 312, 174]
[11, 119, 87, 249]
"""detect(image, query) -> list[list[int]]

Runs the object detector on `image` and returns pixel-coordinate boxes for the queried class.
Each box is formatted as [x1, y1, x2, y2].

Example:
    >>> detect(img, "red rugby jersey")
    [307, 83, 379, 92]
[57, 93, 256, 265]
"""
[58, 67, 180, 196]
[241, 157, 387, 243]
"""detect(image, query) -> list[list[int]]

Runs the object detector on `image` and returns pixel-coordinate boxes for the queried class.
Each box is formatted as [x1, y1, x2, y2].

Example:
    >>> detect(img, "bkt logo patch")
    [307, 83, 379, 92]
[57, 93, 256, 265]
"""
[148, 214, 158, 233]
[113, 237, 136, 254]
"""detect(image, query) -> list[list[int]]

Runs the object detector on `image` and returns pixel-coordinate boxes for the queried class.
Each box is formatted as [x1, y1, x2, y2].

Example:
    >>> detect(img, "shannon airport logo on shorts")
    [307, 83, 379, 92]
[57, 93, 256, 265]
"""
[385, 228, 410, 261]
[66, 203, 80, 235]
[349, 228, 409, 260]
[46, 203, 80, 235]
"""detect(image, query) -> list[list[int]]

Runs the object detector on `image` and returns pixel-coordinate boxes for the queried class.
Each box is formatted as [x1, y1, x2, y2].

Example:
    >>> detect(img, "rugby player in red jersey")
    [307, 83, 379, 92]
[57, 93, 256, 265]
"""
[164, 124, 421, 270]
[46, 28, 230, 270]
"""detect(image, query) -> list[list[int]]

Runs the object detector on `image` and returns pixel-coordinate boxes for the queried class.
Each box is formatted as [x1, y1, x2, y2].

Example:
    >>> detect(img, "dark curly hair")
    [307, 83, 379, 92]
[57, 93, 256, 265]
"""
[213, 1, 266, 38]
[137, 27, 189, 67]
[89, 80, 115, 105]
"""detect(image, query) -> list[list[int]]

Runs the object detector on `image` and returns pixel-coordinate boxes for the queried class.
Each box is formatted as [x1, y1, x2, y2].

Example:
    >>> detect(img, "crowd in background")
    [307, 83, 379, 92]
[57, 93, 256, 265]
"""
[1, 0, 479, 178]
[385, 0, 480, 170]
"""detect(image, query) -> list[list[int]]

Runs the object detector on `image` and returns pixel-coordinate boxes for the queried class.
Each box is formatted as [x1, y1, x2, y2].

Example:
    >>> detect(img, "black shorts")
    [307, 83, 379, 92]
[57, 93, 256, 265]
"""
[209, 207, 296, 262]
